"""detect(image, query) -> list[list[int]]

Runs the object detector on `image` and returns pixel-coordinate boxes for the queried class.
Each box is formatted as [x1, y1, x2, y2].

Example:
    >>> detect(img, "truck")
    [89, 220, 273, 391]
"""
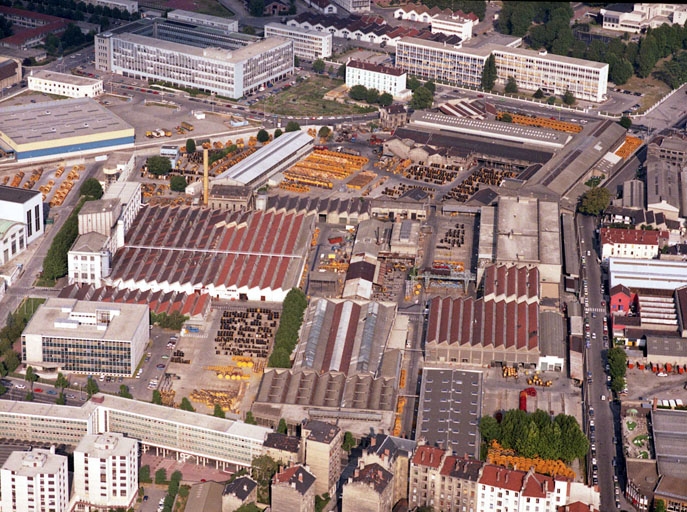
[181, 121, 194, 131]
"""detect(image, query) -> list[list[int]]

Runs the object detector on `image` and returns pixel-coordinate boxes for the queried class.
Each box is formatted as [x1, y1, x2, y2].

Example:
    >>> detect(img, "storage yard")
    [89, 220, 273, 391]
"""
[0, 163, 84, 208]
[281, 149, 369, 191]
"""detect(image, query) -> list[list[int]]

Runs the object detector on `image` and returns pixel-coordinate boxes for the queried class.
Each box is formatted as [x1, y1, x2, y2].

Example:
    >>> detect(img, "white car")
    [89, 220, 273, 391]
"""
[601, 395, 606, 401]
[15, 383, 26, 389]
[657, 372, 668, 377]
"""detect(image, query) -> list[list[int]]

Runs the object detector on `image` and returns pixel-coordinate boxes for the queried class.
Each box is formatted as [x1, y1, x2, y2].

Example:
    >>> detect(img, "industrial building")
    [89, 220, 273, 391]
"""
[345, 59, 408, 98]
[0, 447, 69, 512]
[107, 205, 314, 302]
[167, 9, 238, 33]
[0, 395, 272, 471]
[0, 98, 134, 162]
[27, 70, 103, 98]
[73, 433, 139, 511]
[609, 258, 687, 292]
[395, 37, 608, 102]
[95, 29, 293, 99]
[21, 298, 149, 377]
[646, 136, 687, 220]
[415, 368, 482, 457]
[213, 130, 314, 189]
[264, 22, 332, 60]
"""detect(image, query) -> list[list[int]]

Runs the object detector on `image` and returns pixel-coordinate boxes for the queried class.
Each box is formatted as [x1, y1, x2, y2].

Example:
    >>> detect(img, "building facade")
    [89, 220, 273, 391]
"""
[0, 57, 22, 89]
[601, 3, 687, 33]
[600, 227, 666, 260]
[167, 9, 238, 33]
[82, 0, 138, 13]
[430, 14, 475, 40]
[28, 70, 104, 98]
[346, 59, 408, 97]
[73, 433, 139, 510]
[271, 465, 316, 512]
[0, 220, 28, 266]
[95, 31, 294, 99]
[330, 0, 369, 13]
[21, 298, 149, 376]
[264, 23, 332, 60]
[342, 462, 394, 512]
[0, 185, 43, 246]
[301, 420, 343, 497]
[0, 447, 69, 512]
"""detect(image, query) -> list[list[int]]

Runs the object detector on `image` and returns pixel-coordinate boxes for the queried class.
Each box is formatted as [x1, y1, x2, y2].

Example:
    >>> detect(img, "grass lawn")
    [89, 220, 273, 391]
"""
[626, 420, 637, 431]
[16, 298, 46, 318]
[257, 75, 377, 117]
[194, 0, 234, 17]
[620, 72, 671, 112]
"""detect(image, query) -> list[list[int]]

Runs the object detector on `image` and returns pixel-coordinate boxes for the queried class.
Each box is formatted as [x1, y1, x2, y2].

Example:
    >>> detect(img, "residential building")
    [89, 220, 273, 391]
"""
[0, 57, 21, 89]
[395, 38, 608, 102]
[0, 447, 69, 512]
[301, 419, 342, 497]
[430, 13, 475, 40]
[379, 104, 407, 131]
[600, 227, 667, 260]
[73, 433, 139, 510]
[361, 434, 416, 506]
[0, 6, 69, 49]
[271, 465, 316, 512]
[223, 476, 258, 511]
[610, 284, 637, 314]
[0, 185, 43, 246]
[308, 0, 337, 15]
[95, 31, 293, 99]
[601, 3, 687, 33]
[264, 23, 332, 60]
[27, 70, 103, 98]
[341, 462, 394, 512]
[263, 432, 301, 466]
[409, 445, 448, 509]
[346, 59, 408, 98]
[21, 298, 149, 376]
[477, 465, 568, 511]
[68, 232, 111, 287]
[167, 9, 238, 33]
[330, 0, 369, 13]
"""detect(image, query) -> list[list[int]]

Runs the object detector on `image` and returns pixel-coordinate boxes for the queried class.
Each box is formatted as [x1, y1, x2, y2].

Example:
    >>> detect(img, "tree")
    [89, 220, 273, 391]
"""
[479, 415, 501, 443]
[481, 54, 497, 90]
[500, 112, 513, 123]
[251, 455, 278, 504]
[312, 59, 325, 74]
[315, 494, 331, 512]
[317, 126, 331, 139]
[268, 347, 291, 368]
[185, 138, 196, 153]
[179, 397, 195, 412]
[146, 156, 172, 176]
[547, 96, 556, 105]
[245, 411, 257, 425]
[235, 503, 261, 512]
[155, 468, 167, 485]
[378, 93, 393, 107]
[273, 128, 283, 139]
[337, 64, 346, 78]
[213, 403, 226, 418]
[118, 384, 133, 399]
[139, 465, 152, 483]
[563, 89, 575, 105]
[578, 187, 610, 216]
[249, 0, 264, 16]
[342, 431, 356, 452]
[423, 80, 436, 94]
[256, 129, 270, 143]
[80, 178, 103, 199]
[85, 377, 99, 397]
[505, 76, 518, 94]
[243, 25, 256, 35]
[365, 87, 380, 104]
[410, 86, 433, 110]
[25, 391, 34, 401]
[152, 389, 162, 405]
[619, 116, 632, 129]
[169, 175, 186, 193]
[655, 498, 667, 512]
[277, 418, 288, 434]
[55, 372, 69, 392]
[637, 36, 658, 78]
[25, 366, 38, 391]
[293, 55, 299, 67]
[348, 84, 368, 101]
[56, 393, 66, 405]
[533, 88, 544, 99]
[285, 121, 300, 132]
[610, 58, 634, 85]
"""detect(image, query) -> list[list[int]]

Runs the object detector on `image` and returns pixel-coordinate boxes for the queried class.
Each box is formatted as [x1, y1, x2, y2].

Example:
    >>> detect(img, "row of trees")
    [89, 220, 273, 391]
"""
[407, 76, 435, 110]
[348, 85, 394, 107]
[607, 347, 627, 393]
[0, 14, 12, 39]
[267, 288, 308, 368]
[415, 0, 486, 20]
[23, 0, 138, 22]
[578, 186, 611, 216]
[479, 409, 589, 463]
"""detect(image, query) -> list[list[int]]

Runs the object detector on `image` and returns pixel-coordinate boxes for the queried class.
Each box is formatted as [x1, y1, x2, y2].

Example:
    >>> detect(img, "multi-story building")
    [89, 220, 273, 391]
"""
[223, 476, 258, 511]
[601, 3, 687, 33]
[264, 22, 332, 60]
[430, 13, 475, 40]
[409, 445, 448, 509]
[167, 9, 238, 33]
[271, 465, 316, 512]
[477, 465, 568, 512]
[301, 419, 343, 497]
[330, 0, 369, 13]
[27, 70, 103, 98]
[21, 298, 149, 376]
[342, 462, 394, 512]
[361, 434, 416, 506]
[0, 185, 43, 250]
[600, 227, 667, 260]
[82, 0, 138, 13]
[0, 6, 69, 49]
[395, 38, 609, 102]
[73, 433, 139, 510]
[379, 104, 408, 131]
[95, 31, 293, 99]
[263, 432, 301, 466]
[346, 59, 408, 98]
[0, 447, 69, 512]
[0, 57, 21, 89]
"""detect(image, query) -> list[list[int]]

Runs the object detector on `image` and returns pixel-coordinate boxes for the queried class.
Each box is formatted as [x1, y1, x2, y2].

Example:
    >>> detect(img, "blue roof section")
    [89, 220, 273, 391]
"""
[16, 136, 135, 161]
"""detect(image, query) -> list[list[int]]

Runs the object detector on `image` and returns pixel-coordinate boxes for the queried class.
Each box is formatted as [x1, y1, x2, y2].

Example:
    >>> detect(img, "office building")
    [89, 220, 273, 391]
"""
[167, 9, 238, 33]
[264, 23, 332, 60]
[346, 59, 408, 98]
[0, 184, 43, 246]
[95, 30, 293, 99]
[21, 298, 149, 376]
[601, 3, 687, 33]
[430, 13, 475, 40]
[0, 447, 69, 512]
[73, 433, 139, 510]
[28, 70, 103, 98]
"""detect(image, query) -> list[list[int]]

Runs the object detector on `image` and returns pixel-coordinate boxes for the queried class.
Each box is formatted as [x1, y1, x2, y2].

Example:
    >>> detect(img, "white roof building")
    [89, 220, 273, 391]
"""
[609, 257, 687, 291]
[28, 70, 103, 98]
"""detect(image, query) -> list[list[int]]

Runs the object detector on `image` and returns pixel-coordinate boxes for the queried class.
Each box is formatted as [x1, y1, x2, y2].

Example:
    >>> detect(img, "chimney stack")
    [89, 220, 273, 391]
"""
[298, 472, 303, 483]
[203, 148, 209, 207]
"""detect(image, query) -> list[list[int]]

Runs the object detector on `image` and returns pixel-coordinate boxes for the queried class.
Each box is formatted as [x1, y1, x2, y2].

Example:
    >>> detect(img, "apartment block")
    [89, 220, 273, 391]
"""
[271, 465, 316, 512]
[95, 31, 293, 99]
[361, 434, 416, 506]
[600, 227, 667, 260]
[430, 13, 475, 40]
[342, 462, 394, 512]
[73, 433, 139, 510]
[346, 59, 408, 98]
[264, 22, 332, 60]
[301, 419, 342, 497]
[0, 447, 69, 512]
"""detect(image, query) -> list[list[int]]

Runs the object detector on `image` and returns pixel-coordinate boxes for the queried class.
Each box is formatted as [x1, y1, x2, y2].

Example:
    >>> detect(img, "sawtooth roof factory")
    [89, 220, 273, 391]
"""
[0, 98, 134, 162]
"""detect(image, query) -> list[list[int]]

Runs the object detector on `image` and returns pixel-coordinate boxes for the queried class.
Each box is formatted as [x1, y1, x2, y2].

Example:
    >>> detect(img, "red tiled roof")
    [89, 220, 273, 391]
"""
[411, 445, 445, 468]
[479, 465, 524, 491]
[600, 227, 667, 246]
[521, 471, 554, 498]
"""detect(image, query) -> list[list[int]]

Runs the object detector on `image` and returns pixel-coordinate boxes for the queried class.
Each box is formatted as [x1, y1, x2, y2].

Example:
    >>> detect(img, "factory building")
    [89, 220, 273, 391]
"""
[0, 98, 134, 163]
[27, 70, 103, 98]
[95, 30, 294, 99]
[264, 23, 332, 60]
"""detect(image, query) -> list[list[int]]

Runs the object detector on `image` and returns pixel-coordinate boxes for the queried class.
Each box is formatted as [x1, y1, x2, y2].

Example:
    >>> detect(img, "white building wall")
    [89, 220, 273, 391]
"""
[330, 0, 369, 12]
[0, 191, 43, 246]
[264, 23, 332, 60]
[69, 250, 108, 287]
[0, 222, 27, 265]
[345, 65, 407, 96]
[28, 74, 104, 98]
[167, 10, 238, 33]
[0, 449, 69, 512]
[83, 0, 138, 13]
[602, 242, 659, 260]
[430, 16, 474, 40]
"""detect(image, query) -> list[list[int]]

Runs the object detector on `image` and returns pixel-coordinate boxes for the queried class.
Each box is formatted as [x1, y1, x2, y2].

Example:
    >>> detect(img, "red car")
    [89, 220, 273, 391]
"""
[34, 388, 43, 393]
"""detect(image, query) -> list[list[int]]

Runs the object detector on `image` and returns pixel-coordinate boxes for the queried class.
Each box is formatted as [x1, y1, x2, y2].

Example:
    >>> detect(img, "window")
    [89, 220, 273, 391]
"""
[35, 204, 40, 232]
[27, 210, 32, 237]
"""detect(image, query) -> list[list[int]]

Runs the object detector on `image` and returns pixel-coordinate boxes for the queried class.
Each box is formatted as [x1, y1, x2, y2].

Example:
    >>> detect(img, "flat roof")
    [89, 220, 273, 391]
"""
[23, 298, 148, 343]
[493, 45, 608, 69]
[0, 98, 133, 147]
[168, 9, 237, 25]
[609, 258, 687, 291]
[265, 22, 331, 38]
[561, 213, 580, 276]
[652, 408, 687, 478]
[75, 433, 137, 457]
[2, 448, 65, 476]
[0, 184, 41, 204]
[29, 69, 102, 86]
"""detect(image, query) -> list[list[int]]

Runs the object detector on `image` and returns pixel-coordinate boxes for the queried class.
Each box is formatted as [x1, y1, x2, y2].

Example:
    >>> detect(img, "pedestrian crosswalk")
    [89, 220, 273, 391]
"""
[586, 307, 605, 313]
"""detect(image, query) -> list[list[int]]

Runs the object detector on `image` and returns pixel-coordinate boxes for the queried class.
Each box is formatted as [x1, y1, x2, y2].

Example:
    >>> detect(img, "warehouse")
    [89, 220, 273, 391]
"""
[0, 98, 134, 163]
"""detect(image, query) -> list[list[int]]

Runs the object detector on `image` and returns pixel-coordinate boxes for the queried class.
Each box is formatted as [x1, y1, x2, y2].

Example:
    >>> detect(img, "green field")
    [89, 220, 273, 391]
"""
[256, 76, 377, 117]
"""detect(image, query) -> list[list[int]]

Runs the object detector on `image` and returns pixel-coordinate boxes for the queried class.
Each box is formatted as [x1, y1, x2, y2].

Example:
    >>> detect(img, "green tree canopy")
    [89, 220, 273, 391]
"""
[249, 0, 264, 16]
[170, 175, 187, 193]
[256, 129, 270, 143]
[317, 126, 331, 139]
[505, 76, 518, 94]
[337, 64, 346, 78]
[213, 403, 226, 418]
[185, 138, 196, 153]
[424, 80, 436, 94]
[407, 76, 422, 91]
[410, 86, 433, 110]
[348, 84, 368, 101]
[139, 465, 151, 483]
[155, 468, 167, 485]
[285, 121, 301, 132]
[118, 384, 133, 399]
[562, 89, 575, 105]
[152, 390, 162, 405]
[277, 418, 288, 434]
[179, 397, 195, 411]
[500, 112, 513, 123]
[578, 187, 610, 216]
[342, 431, 356, 452]
[147, 156, 172, 176]
[251, 454, 278, 504]
[365, 87, 380, 104]
[245, 411, 257, 425]
[479, 415, 502, 443]
[55, 372, 69, 391]
[533, 88, 544, 99]
[273, 128, 283, 139]
[312, 59, 325, 74]
[378, 93, 393, 107]
[80, 178, 103, 199]
[481, 54, 497, 90]
[25, 366, 38, 390]
[85, 377, 99, 397]
[619, 116, 632, 129]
